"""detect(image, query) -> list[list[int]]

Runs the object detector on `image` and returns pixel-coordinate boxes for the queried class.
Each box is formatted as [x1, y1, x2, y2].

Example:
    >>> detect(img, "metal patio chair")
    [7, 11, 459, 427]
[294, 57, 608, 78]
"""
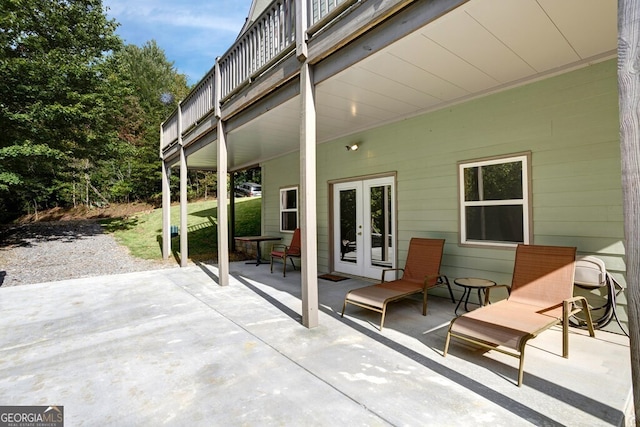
[341, 238, 455, 330]
[443, 244, 595, 386]
[270, 228, 301, 277]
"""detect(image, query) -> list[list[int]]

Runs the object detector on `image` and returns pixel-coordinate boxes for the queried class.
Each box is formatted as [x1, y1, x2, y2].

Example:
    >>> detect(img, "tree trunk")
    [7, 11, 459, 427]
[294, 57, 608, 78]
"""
[618, 1, 640, 424]
[89, 181, 109, 206]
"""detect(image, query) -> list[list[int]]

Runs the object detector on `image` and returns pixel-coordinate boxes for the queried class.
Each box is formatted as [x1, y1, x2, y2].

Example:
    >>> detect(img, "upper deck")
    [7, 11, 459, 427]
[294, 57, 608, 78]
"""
[160, 0, 617, 171]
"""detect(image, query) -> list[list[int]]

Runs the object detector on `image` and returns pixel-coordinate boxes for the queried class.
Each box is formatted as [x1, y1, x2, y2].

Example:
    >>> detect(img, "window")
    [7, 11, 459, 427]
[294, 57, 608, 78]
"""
[459, 153, 530, 247]
[280, 186, 298, 232]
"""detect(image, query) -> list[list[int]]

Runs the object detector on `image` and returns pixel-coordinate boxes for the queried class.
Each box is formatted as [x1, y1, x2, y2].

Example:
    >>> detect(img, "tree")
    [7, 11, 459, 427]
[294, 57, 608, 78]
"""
[96, 41, 189, 204]
[0, 0, 121, 220]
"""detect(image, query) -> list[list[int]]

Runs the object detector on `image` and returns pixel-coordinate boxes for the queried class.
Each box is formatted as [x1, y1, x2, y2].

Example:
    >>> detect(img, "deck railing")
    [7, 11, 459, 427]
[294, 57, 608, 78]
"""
[161, 0, 353, 151]
[181, 71, 215, 132]
[218, 0, 296, 100]
[311, 0, 350, 26]
[162, 110, 179, 148]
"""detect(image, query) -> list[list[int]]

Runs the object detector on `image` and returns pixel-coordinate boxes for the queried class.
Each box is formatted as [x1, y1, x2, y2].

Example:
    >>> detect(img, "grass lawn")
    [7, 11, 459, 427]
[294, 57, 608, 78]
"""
[101, 197, 261, 262]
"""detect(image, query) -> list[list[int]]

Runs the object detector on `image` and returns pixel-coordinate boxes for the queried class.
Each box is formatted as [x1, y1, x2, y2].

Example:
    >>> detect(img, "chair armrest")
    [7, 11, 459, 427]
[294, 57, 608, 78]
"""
[563, 295, 590, 313]
[381, 268, 404, 282]
[422, 273, 448, 288]
[563, 296, 595, 338]
[271, 243, 287, 253]
[484, 284, 510, 305]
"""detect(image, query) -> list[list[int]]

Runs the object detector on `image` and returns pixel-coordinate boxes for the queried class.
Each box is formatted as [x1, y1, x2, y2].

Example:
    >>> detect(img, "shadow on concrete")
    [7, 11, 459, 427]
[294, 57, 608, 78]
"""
[227, 265, 628, 426]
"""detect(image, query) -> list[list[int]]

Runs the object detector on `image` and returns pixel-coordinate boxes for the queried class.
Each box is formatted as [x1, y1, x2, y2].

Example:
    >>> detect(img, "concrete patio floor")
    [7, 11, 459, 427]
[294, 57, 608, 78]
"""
[0, 262, 634, 426]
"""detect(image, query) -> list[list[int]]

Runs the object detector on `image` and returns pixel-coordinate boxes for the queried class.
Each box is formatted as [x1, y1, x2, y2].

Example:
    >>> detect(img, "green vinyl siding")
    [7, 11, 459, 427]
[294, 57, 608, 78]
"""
[261, 59, 626, 331]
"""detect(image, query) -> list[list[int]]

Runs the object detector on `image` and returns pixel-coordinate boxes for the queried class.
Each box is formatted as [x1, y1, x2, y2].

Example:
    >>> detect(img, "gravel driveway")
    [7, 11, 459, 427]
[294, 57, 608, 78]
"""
[0, 220, 177, 287]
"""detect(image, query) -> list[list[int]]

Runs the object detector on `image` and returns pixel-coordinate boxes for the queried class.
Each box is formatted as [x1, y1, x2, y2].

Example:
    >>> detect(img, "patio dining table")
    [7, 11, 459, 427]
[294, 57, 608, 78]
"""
[235, 235, 282, 266]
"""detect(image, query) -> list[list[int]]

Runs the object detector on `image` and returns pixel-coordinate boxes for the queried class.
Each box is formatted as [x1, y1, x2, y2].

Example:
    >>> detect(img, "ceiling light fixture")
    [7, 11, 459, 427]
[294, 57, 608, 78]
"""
[345, 144, 359, 151]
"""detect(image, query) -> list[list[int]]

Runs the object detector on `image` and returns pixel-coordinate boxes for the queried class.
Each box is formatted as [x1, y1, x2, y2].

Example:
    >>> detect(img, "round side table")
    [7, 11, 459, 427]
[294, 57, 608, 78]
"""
[453, 277, 497, 316]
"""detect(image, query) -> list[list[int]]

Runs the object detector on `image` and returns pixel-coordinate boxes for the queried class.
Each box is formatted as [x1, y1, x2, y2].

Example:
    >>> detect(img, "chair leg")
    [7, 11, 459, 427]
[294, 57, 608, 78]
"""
[422, 290, 428, 316]
[443, 330, 451, 357]
[517, 352, 526, 387]
[341, 299, 348, 317]
[282, 255, 287, 277]
[579, 297, 596, 337]
[289, 257, 296, 271]
[563, 300, 570, 358]
[270, 256, 274, 274]
[443, 276, 455, 303]
[379, 304, 387, 331]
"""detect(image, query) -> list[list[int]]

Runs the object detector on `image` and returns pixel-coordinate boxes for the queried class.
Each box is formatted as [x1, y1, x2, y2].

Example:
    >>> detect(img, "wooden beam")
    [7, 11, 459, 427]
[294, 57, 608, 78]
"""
[618, 0, 640, 421]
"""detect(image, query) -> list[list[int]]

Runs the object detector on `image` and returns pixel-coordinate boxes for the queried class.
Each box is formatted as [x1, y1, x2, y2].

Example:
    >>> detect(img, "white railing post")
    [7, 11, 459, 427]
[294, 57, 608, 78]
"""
[296, 0, 308, 60]
[215, 60, 222, 119]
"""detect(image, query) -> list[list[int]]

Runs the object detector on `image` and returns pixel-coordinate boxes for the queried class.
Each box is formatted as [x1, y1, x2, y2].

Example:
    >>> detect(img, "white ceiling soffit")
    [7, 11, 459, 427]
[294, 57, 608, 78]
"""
[315, 0, 617, 142]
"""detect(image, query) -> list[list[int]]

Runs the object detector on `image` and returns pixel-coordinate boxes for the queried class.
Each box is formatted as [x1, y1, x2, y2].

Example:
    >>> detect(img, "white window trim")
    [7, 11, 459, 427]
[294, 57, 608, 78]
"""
[279, 186, 299, 232]
[459, 153, 531, 248]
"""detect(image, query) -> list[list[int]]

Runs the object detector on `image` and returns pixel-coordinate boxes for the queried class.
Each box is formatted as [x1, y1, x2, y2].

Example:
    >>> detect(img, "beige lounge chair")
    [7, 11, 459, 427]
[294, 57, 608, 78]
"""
[270, 228, 301, 277]
[443, 244, 595, 386]
[341, 238, 454, 330]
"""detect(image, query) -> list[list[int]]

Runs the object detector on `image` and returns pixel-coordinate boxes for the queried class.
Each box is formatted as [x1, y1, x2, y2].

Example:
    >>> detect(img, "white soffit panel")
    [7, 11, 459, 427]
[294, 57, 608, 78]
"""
[538, 0, 618, 59]
[332, 70, 429, 115]
[363, 49, 469, 101]
[537, 0, 617, 59]
[315, 91, 384, 130]
[318, 78, 418, 121]
[423, 6, 535, 83]
[352, 63, 442, 109]
[396, 32, 498, 93]
[466, 0, 581, 73]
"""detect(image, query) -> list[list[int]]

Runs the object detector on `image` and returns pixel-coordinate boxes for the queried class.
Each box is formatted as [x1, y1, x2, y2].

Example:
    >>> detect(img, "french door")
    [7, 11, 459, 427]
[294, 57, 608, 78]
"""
[333, 176, 396, 279]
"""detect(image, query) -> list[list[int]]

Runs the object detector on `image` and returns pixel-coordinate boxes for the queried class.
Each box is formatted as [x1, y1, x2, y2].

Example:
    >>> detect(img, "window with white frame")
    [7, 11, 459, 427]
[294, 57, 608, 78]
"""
[459, 153, 531, 247]
[280, 186, 298, 232]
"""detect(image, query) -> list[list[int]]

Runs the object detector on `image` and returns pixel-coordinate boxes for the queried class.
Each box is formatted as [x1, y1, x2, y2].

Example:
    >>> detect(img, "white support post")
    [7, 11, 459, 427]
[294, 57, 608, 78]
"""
[216, 120, 229, 286]
[215, 60, 230, 286]
[300, 61, 319, 328]
[160, 122, 171, 260]
[618, 0, 640, 417]
[178, 103, 189, 267]
[161, 160, 171, 260]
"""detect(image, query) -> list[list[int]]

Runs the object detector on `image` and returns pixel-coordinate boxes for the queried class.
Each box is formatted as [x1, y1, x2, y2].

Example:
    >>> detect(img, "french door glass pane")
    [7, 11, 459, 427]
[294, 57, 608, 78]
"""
[369, 185, 393, 268]
[339, 189, 357, 263]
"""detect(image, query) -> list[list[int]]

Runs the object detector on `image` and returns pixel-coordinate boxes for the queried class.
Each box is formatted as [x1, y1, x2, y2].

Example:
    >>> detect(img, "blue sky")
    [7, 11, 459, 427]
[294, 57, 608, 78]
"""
[103, 0, 254, 85]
